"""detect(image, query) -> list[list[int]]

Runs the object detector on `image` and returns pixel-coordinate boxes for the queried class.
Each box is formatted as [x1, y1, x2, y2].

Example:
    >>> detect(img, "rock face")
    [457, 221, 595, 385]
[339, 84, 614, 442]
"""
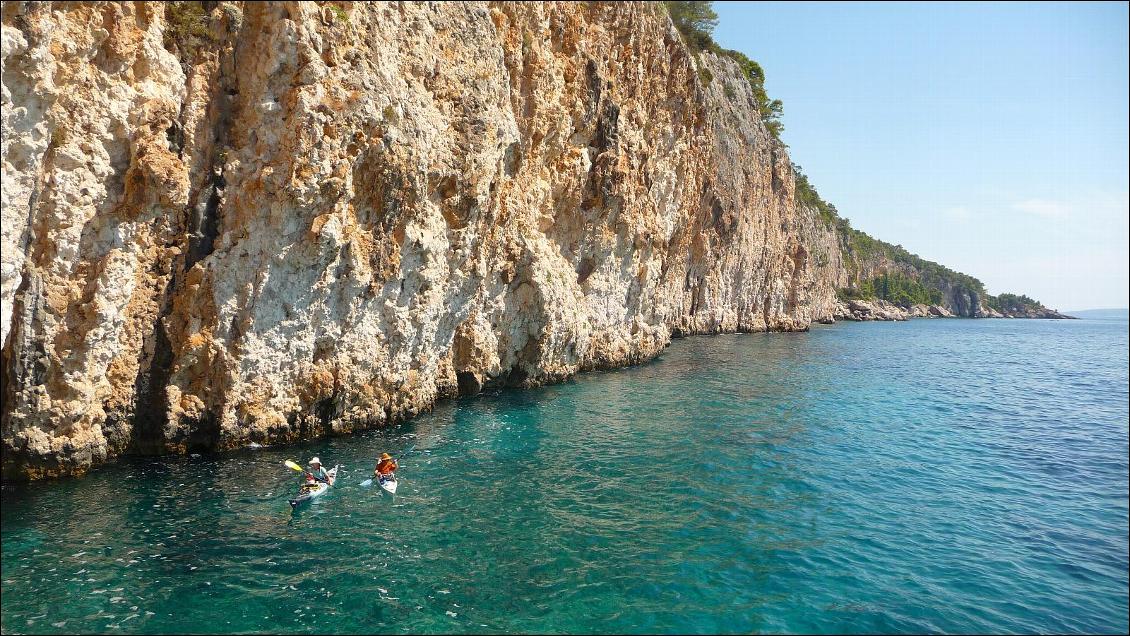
[1, 1, 837, 478]
[836, 238, 991, 317]
[0, 2, 1060, 479]
[831, 299, 951, 322]
[996, 306, 1074, 319]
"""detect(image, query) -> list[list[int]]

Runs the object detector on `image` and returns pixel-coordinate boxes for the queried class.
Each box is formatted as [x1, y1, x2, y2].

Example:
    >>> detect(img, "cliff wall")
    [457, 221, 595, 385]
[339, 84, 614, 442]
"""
[1, 1, 837, 478]
[0, 1, 1060, 480]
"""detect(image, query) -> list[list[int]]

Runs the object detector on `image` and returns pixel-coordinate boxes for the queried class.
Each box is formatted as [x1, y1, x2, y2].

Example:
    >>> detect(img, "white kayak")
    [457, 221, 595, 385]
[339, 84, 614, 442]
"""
[290, 465, 338, 508]
[378, 474, 398, 495]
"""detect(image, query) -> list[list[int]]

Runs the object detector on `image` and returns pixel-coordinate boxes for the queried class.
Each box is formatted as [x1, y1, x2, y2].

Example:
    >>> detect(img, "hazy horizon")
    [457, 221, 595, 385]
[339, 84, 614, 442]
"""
[1065, 307, 1130, 314]
[712, 1, 1129, 311]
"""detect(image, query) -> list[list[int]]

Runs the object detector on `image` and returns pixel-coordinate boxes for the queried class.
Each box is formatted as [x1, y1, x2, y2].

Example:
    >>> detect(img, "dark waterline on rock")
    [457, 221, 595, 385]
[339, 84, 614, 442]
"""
[2, 318, 1127, 634]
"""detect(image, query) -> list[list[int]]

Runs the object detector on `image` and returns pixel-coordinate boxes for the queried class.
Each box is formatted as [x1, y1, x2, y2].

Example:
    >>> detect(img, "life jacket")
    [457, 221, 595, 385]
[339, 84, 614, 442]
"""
[376, 458, 397, 475]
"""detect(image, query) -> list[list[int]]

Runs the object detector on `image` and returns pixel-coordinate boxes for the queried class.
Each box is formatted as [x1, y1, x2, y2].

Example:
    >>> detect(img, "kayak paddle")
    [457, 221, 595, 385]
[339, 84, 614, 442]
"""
[284, 460, 304, 472]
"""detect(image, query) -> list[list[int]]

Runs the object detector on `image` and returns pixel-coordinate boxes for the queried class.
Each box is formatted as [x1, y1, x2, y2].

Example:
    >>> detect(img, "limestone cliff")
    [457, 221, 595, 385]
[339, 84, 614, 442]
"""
[0, 1, 1056, 480]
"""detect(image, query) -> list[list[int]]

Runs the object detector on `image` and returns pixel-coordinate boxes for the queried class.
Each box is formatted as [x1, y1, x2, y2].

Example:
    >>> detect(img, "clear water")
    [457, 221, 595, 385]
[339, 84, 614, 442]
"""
[2, 318, 1127, 634]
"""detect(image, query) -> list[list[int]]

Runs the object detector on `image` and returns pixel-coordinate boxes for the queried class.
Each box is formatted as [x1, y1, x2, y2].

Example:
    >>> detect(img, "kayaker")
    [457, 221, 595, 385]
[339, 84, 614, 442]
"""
[374, 453, 398, 481]
[308, 457, 330, 483]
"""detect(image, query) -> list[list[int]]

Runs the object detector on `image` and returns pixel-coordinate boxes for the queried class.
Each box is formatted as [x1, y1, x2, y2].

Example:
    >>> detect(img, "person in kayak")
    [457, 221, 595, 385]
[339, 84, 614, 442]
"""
[308, 457, 330, 483]
[374, 453, 398, 482]
[301, 472, 318, 490]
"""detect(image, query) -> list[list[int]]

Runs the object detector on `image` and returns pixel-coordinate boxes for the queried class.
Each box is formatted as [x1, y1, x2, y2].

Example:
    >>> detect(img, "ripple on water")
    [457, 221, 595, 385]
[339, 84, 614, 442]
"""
[2, 318, 1128, 634]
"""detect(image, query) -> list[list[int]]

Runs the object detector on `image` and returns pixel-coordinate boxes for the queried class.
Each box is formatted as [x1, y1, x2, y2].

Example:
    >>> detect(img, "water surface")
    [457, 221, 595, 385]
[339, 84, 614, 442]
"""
[3, 318, 1127, 634]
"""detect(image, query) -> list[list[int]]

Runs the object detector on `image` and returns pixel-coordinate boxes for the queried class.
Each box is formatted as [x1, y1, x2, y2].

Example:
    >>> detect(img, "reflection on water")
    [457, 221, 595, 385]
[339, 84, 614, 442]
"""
[2, 319, 1128, 634]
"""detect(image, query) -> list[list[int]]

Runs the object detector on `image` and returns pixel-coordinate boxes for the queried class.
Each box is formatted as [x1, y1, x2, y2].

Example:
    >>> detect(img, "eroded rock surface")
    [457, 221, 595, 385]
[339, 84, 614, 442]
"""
[831, 299, 954, 322]
[2, 2, 845, 478]
[0, 2, 1060, 479]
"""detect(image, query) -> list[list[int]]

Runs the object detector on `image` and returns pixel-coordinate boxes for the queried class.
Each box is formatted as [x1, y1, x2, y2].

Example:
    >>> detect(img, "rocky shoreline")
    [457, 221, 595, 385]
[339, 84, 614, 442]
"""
[826, 299, 1075, 323]
[0, 2, 1071, 479]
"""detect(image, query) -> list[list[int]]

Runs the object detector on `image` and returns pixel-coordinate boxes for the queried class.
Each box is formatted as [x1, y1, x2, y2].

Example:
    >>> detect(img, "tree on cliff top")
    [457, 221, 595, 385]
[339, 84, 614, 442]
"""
[665, 1, 719, 49]
[985, 293, 1045, 313]
[664, 1, 785, 140]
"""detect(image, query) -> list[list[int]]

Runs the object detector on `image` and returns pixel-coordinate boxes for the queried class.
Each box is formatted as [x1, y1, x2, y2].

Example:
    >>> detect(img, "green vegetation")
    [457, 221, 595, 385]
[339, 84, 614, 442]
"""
[837, 226, 988, 307]
[792, 167, 987, 310]
[663, 1, 784, 140]
[661, 2, 1046, 315]
[984, 293, 1044, 313]
[164, 1, 212, 53]
[327, 3, 349, 23]
[697, 65, 714, 85]
[50, 126, 68, 149]
[721, 47, 784, 138]
[839, 272, 944, 307]
[664, 1, 718, 49]
[793, 164, 840, 225]
[221, 3, 243, 30]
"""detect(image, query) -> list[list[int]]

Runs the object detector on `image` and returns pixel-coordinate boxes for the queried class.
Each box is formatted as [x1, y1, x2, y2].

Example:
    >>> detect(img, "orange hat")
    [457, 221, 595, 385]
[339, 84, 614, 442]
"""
[380, 453, 392, 460]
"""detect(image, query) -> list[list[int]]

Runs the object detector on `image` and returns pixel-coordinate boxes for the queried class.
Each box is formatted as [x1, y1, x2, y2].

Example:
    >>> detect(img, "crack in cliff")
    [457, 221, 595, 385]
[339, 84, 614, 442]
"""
[1, 273, 48, 477]
[131, 7, 241, 456]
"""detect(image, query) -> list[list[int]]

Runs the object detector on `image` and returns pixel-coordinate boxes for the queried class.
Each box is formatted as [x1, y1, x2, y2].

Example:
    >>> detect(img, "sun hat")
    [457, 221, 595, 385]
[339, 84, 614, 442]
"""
[309, 457, 321, 465]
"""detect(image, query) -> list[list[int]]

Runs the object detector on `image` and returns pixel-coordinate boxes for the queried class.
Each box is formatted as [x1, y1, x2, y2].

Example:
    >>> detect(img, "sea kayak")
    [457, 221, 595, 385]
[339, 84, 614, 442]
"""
[289, 465, 338, 508]
[378, 474, 398, 495]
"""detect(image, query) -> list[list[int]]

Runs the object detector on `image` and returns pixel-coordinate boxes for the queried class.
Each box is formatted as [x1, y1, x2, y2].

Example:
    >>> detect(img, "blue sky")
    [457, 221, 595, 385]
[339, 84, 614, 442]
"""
[711, 1, 1128, 310]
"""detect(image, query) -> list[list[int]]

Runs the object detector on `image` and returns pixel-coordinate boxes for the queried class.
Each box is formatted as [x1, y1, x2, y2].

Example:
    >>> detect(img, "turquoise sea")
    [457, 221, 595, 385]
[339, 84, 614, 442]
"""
[2, 318, 1127, 634]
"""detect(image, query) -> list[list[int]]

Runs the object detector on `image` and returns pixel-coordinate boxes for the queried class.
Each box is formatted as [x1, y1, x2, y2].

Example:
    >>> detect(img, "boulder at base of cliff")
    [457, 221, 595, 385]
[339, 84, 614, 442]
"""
[842, 299, 909, 321]
[979, 306, 1005, 318]
[875, 300, 909, 321]
[907, 304, 930, 318]
[928, 305, 956, 318]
